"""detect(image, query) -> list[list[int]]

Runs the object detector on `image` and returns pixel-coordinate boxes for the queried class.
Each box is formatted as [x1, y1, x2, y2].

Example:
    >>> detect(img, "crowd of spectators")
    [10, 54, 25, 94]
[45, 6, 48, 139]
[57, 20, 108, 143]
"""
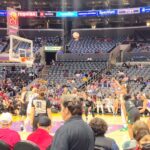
[0, 95, 149, 150]
[1, 27, 150, 150]
[0, 62, 149, 118]
[0, 64, 43, 114]
[0, 60, 149, 150]
[26, 62, 149, 118]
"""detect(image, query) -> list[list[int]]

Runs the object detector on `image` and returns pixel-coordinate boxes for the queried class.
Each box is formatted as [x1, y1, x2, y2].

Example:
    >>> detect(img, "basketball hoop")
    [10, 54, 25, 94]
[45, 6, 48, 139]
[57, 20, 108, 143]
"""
[9, 35, 33, 63]
[20, 57, 27, 63]
[20, 57, 34, 67]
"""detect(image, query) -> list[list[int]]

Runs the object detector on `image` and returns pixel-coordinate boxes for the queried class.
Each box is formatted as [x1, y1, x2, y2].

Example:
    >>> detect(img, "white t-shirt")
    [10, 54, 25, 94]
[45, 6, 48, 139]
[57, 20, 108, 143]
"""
[27, 93, 38, 114]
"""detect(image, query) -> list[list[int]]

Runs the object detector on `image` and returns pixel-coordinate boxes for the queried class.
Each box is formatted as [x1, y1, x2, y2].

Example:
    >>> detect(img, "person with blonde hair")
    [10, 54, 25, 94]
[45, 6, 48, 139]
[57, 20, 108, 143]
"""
[122, 120, 150, 150]
[138, 135, 150, 150]
[133, 120, 150, 140]
[133, 120, 150, 150]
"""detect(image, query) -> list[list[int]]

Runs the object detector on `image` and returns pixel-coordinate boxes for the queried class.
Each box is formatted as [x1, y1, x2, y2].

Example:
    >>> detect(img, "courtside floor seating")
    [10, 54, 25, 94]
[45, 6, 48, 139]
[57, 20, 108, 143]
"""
[14, 141, 40, 150]
[0, 140, 10, 150]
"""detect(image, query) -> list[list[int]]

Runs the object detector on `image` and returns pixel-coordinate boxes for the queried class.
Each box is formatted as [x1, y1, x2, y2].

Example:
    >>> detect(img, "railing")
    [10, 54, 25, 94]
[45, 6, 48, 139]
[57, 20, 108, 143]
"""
[123, 51, 150, 62]
[0, 28, 64, 39]
[78, 67, 107, 90]
[71, 26, 150, 37]
[56, 53, 109, 61]
[0, 62, 26, 66]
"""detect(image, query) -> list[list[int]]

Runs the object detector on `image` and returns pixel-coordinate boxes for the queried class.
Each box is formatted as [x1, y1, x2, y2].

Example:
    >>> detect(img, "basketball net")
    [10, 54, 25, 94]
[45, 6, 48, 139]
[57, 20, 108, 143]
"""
[20, 57, 33, 67]
[20, 57, 27, 63]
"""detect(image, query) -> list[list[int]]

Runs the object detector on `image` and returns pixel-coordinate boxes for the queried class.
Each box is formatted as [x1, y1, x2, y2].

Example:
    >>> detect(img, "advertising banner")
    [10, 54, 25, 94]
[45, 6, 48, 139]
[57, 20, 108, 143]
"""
[78, 11, 98, 17]
[18, 11, 37, 17]
[118, 8, 140, 15]
[7, 8, 19, 35]
[56, 11, 78, 17]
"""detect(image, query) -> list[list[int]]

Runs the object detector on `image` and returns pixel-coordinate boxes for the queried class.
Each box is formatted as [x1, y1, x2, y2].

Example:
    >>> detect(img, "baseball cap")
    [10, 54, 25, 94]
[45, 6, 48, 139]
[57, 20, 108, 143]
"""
[38, 116, 51, 127]
[122, 140, 137, 150]
[0, 112, 12, 125]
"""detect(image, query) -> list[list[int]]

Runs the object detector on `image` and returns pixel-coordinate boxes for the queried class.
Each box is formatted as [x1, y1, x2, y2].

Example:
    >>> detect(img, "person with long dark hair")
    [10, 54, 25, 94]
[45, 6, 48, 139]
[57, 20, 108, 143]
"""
[132, 120, 150, 150]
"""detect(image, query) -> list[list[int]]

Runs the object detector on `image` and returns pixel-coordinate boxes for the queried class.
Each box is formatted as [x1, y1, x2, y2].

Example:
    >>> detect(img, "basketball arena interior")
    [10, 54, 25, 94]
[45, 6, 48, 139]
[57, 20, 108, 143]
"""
[0, 0, 150, 150]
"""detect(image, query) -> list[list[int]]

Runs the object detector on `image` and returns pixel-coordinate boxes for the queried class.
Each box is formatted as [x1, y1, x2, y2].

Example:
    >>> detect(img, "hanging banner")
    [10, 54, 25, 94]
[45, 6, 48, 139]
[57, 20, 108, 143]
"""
[7, 8, 19, 35]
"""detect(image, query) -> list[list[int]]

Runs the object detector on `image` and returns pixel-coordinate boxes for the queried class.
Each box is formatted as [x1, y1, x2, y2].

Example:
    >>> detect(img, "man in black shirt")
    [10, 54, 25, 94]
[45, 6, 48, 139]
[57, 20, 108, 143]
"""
[30, 92, 52, 131]
[50, 95, 94, 150]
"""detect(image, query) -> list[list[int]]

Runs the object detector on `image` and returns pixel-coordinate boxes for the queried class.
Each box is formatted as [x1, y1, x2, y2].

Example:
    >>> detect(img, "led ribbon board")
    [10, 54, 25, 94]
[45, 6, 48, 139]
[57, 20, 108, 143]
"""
[0, 6, 150, 18]
[0, 10, 6, 16]
[141, 7, 150, 13]
[56, 11, 78, 17]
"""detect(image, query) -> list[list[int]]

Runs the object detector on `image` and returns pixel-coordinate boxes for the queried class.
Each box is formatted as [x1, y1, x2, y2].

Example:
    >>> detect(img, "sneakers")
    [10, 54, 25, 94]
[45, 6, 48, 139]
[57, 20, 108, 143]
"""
[20, 124, 26, 132]
[20, 125, 24, 131]
[120, 127, 128, 131]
